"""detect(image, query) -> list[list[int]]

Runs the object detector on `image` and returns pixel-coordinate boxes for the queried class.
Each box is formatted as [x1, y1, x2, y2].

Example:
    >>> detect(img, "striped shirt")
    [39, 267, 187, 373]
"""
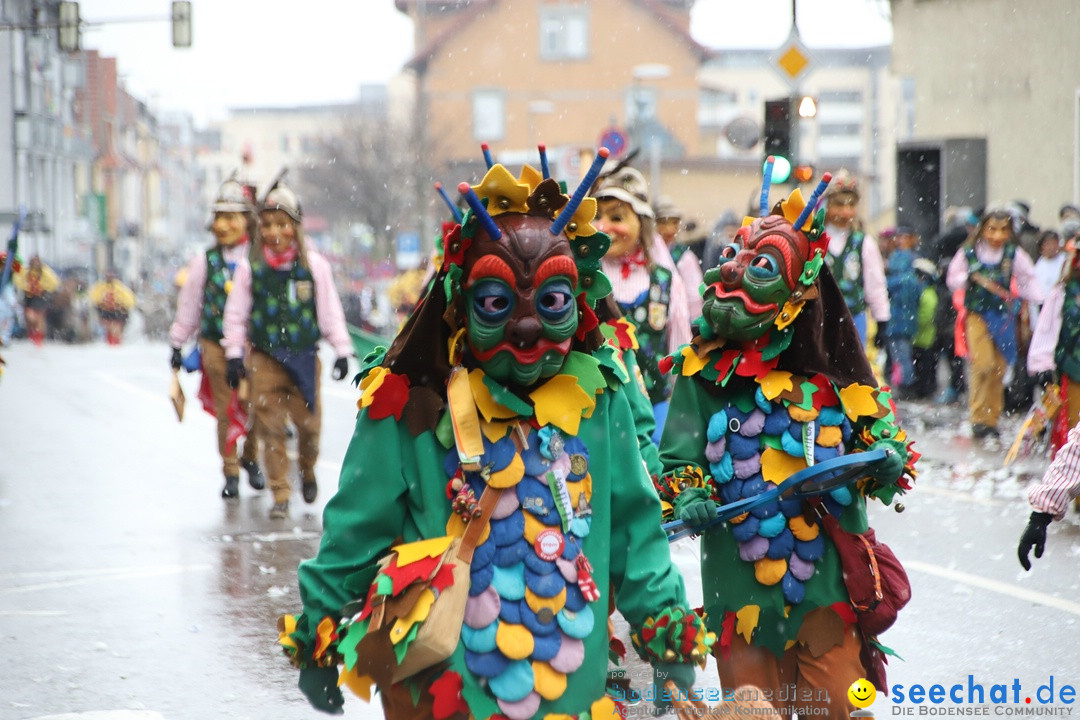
[602, 236, 693, 354]
[1028, 420, 1080, 519]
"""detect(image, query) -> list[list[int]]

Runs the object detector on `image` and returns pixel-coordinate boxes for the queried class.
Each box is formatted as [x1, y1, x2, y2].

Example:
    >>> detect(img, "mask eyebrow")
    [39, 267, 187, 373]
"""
[534, 255, 578, 288]
[465, 254, 516, 288]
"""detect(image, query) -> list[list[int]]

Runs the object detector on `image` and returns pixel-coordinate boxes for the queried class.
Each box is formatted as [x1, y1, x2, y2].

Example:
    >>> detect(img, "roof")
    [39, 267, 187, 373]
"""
[398, 0, 710, 73]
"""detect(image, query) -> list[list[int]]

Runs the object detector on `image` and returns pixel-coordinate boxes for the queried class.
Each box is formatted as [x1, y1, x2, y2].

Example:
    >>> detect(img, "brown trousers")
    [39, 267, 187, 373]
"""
[965, 313, 1007, 429]
[199, 339, 259, 478]
[713, 620, 866, 719]
[248, 350, 321, 503]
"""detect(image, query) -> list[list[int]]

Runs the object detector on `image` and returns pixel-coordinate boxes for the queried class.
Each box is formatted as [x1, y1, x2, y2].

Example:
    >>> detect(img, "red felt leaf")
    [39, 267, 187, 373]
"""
[658, 355, 674, 376]
[429, 670, 469, 720]
[441, 225, 469, 272]
[609, 636, 627, 659]
[575, 293, 599, 342]
[605, 318, 635, 351]
[719, 611, 736, 661]
[809, 374, 840, 406]
[369, 372, 411, 421]
[733, 351, 777, 380]
[713, 349, 739, 380]
[429, 562, 457, 595]
[358, 581, 381, 621]
[383, 554, 442, 595]
[640, 625, 656, 644]
[830, 601, 857, 626]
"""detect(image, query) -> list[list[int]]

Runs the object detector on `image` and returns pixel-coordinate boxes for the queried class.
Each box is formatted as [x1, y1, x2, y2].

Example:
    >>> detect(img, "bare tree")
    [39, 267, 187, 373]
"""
[299, 115, 422, 257]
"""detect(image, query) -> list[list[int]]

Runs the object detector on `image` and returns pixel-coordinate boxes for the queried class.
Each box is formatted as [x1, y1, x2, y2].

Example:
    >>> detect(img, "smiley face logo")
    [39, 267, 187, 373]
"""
[848, 678, 877, 708]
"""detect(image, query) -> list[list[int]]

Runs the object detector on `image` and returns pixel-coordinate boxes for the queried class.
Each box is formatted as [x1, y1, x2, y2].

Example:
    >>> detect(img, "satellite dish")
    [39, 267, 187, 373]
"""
[724, 116, 761, 150]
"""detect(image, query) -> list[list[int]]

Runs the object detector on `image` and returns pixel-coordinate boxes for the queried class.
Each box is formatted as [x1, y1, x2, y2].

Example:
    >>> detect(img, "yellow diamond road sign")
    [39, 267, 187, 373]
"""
[772, 31, 814, 87]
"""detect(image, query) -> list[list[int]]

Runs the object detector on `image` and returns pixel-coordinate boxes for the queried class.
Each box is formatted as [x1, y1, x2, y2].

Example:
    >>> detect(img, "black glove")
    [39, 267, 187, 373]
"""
[170, 346, 182, 370]
[873, 320, 889, 348]
[226, 358, 245, 390]
[298, 665, 345, 715]
[1034, 371, 1055, 389]
[1018, 511, 1053, 571]
[331, 356, 350, 382]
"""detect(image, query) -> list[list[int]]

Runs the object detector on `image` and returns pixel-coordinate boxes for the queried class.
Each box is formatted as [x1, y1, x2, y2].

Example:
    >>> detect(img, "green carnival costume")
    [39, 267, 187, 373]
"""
[279, 154, 712, 719]
[656, 173, 917, 700]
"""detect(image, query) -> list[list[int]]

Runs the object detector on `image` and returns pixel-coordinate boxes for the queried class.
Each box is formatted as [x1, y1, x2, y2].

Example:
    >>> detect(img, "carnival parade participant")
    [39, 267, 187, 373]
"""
[88, 270, 135, 345]
[1018, 419, 1080, 570]
[946, 206, 1044, 440]
[14, 255, 59, 345]
[168, 178, 265, 499]
[593, 167, 692, 442]
[277, 149, 713, 719]
[821, 169, 890, 346]
[222, 176, 353, 520]
[654, 197, 705, 321]
[657, 165, 916, 717]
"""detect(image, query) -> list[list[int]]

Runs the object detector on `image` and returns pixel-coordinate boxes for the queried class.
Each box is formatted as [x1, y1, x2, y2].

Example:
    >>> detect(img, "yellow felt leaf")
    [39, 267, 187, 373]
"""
[839, 383, 880, 420]
[780, 187, 807, 226]
[448, 328, 466, 365]
[532, 661, 568, 701]
[339, 666, 374, 702]
[390, 587, 437, 644]
[472, 165, 530, 216]
[567, 473, 592, 510]
[788, 514, 820, 541]
[554, 197, 598, 240]
[530, 374, 594, 435]
[448, 366, 485, 460]
[481, 420, 513, 443]
[754, 557, 787, 586]
[518, 163, 543, 191]
[469, 369, 518, 421]
[735, 604, 760, 644]
[358, 366, 388, 409]
[784, 640, 797, 651]
[759, 370, 794, 400]
[393, 536, 453, 565]
[315, 617, 337, 658]
[278, 614, 298, 651]
[680, 345, 709, 376]
[761, 446, 807, 485]
[487, 452, 525, 489]
[522, 511, 547, 543]
[495, 622, 535, 660]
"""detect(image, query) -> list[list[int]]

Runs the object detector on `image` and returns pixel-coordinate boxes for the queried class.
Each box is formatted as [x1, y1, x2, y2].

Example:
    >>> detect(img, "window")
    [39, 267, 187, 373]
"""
[539, 6, 589, 61]
[472, 89, 505, 141]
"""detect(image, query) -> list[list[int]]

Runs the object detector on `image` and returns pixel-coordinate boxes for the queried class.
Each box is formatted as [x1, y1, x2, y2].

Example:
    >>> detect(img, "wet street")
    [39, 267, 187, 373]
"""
[2, 339, 1079, 720]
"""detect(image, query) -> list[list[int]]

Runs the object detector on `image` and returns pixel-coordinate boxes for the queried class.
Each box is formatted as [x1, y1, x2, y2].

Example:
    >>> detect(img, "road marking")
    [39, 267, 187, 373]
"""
[93, 370, 168, 406]
[906, 559, 1080, 617]
[0, 564, 211, 595]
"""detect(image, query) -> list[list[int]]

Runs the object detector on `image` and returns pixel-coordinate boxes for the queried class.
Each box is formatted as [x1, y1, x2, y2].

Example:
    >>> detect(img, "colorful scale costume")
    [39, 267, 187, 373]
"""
[656, 172, 917, 695]
[280, 151, 712, 719]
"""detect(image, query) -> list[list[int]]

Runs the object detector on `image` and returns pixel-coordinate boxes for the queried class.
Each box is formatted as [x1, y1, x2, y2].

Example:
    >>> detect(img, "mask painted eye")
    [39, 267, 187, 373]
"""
[537, 279, 575, 322]
[719, 243, 741, 261]
[471, 280, 514, 323]
[747, 253, 780, 279]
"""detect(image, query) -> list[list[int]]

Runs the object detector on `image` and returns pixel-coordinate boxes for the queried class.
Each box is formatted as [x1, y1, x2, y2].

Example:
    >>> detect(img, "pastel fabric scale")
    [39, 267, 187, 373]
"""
[448, 428, 596, 720]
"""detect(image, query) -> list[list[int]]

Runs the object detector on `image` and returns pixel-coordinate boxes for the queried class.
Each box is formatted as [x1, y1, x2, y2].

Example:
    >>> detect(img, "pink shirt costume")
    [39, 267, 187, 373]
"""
[826, 228, 890, 321]
[1028, 420, 1080, 519]
[168, 243, 251, 348]
[946, 241, 1044, 304]
[222, 249, 353, 360]
[1027, 283, 1065, 374]
[651, 234, 704, 322]
[602, 247, 693, 354]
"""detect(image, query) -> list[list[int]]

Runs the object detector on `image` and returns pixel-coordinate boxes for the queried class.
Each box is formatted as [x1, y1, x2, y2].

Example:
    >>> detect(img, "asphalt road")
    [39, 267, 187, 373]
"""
[1, 340, 1078, 720]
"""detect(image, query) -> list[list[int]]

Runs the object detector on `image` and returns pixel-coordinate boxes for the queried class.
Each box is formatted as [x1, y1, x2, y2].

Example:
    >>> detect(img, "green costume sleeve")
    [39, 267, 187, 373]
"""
[621, 348, 663, 477]
[606, 387, 688, 627]
[292, 413, 411, 660]
[657, 375, 710, 478]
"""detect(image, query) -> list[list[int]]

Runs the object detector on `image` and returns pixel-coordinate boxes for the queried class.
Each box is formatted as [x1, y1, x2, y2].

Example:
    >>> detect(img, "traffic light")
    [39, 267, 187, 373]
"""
[763, 98, 795, 160]
[172, 1, 192, 48]
[792, 164, 814, 183]
[58, 1, 80, 52]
